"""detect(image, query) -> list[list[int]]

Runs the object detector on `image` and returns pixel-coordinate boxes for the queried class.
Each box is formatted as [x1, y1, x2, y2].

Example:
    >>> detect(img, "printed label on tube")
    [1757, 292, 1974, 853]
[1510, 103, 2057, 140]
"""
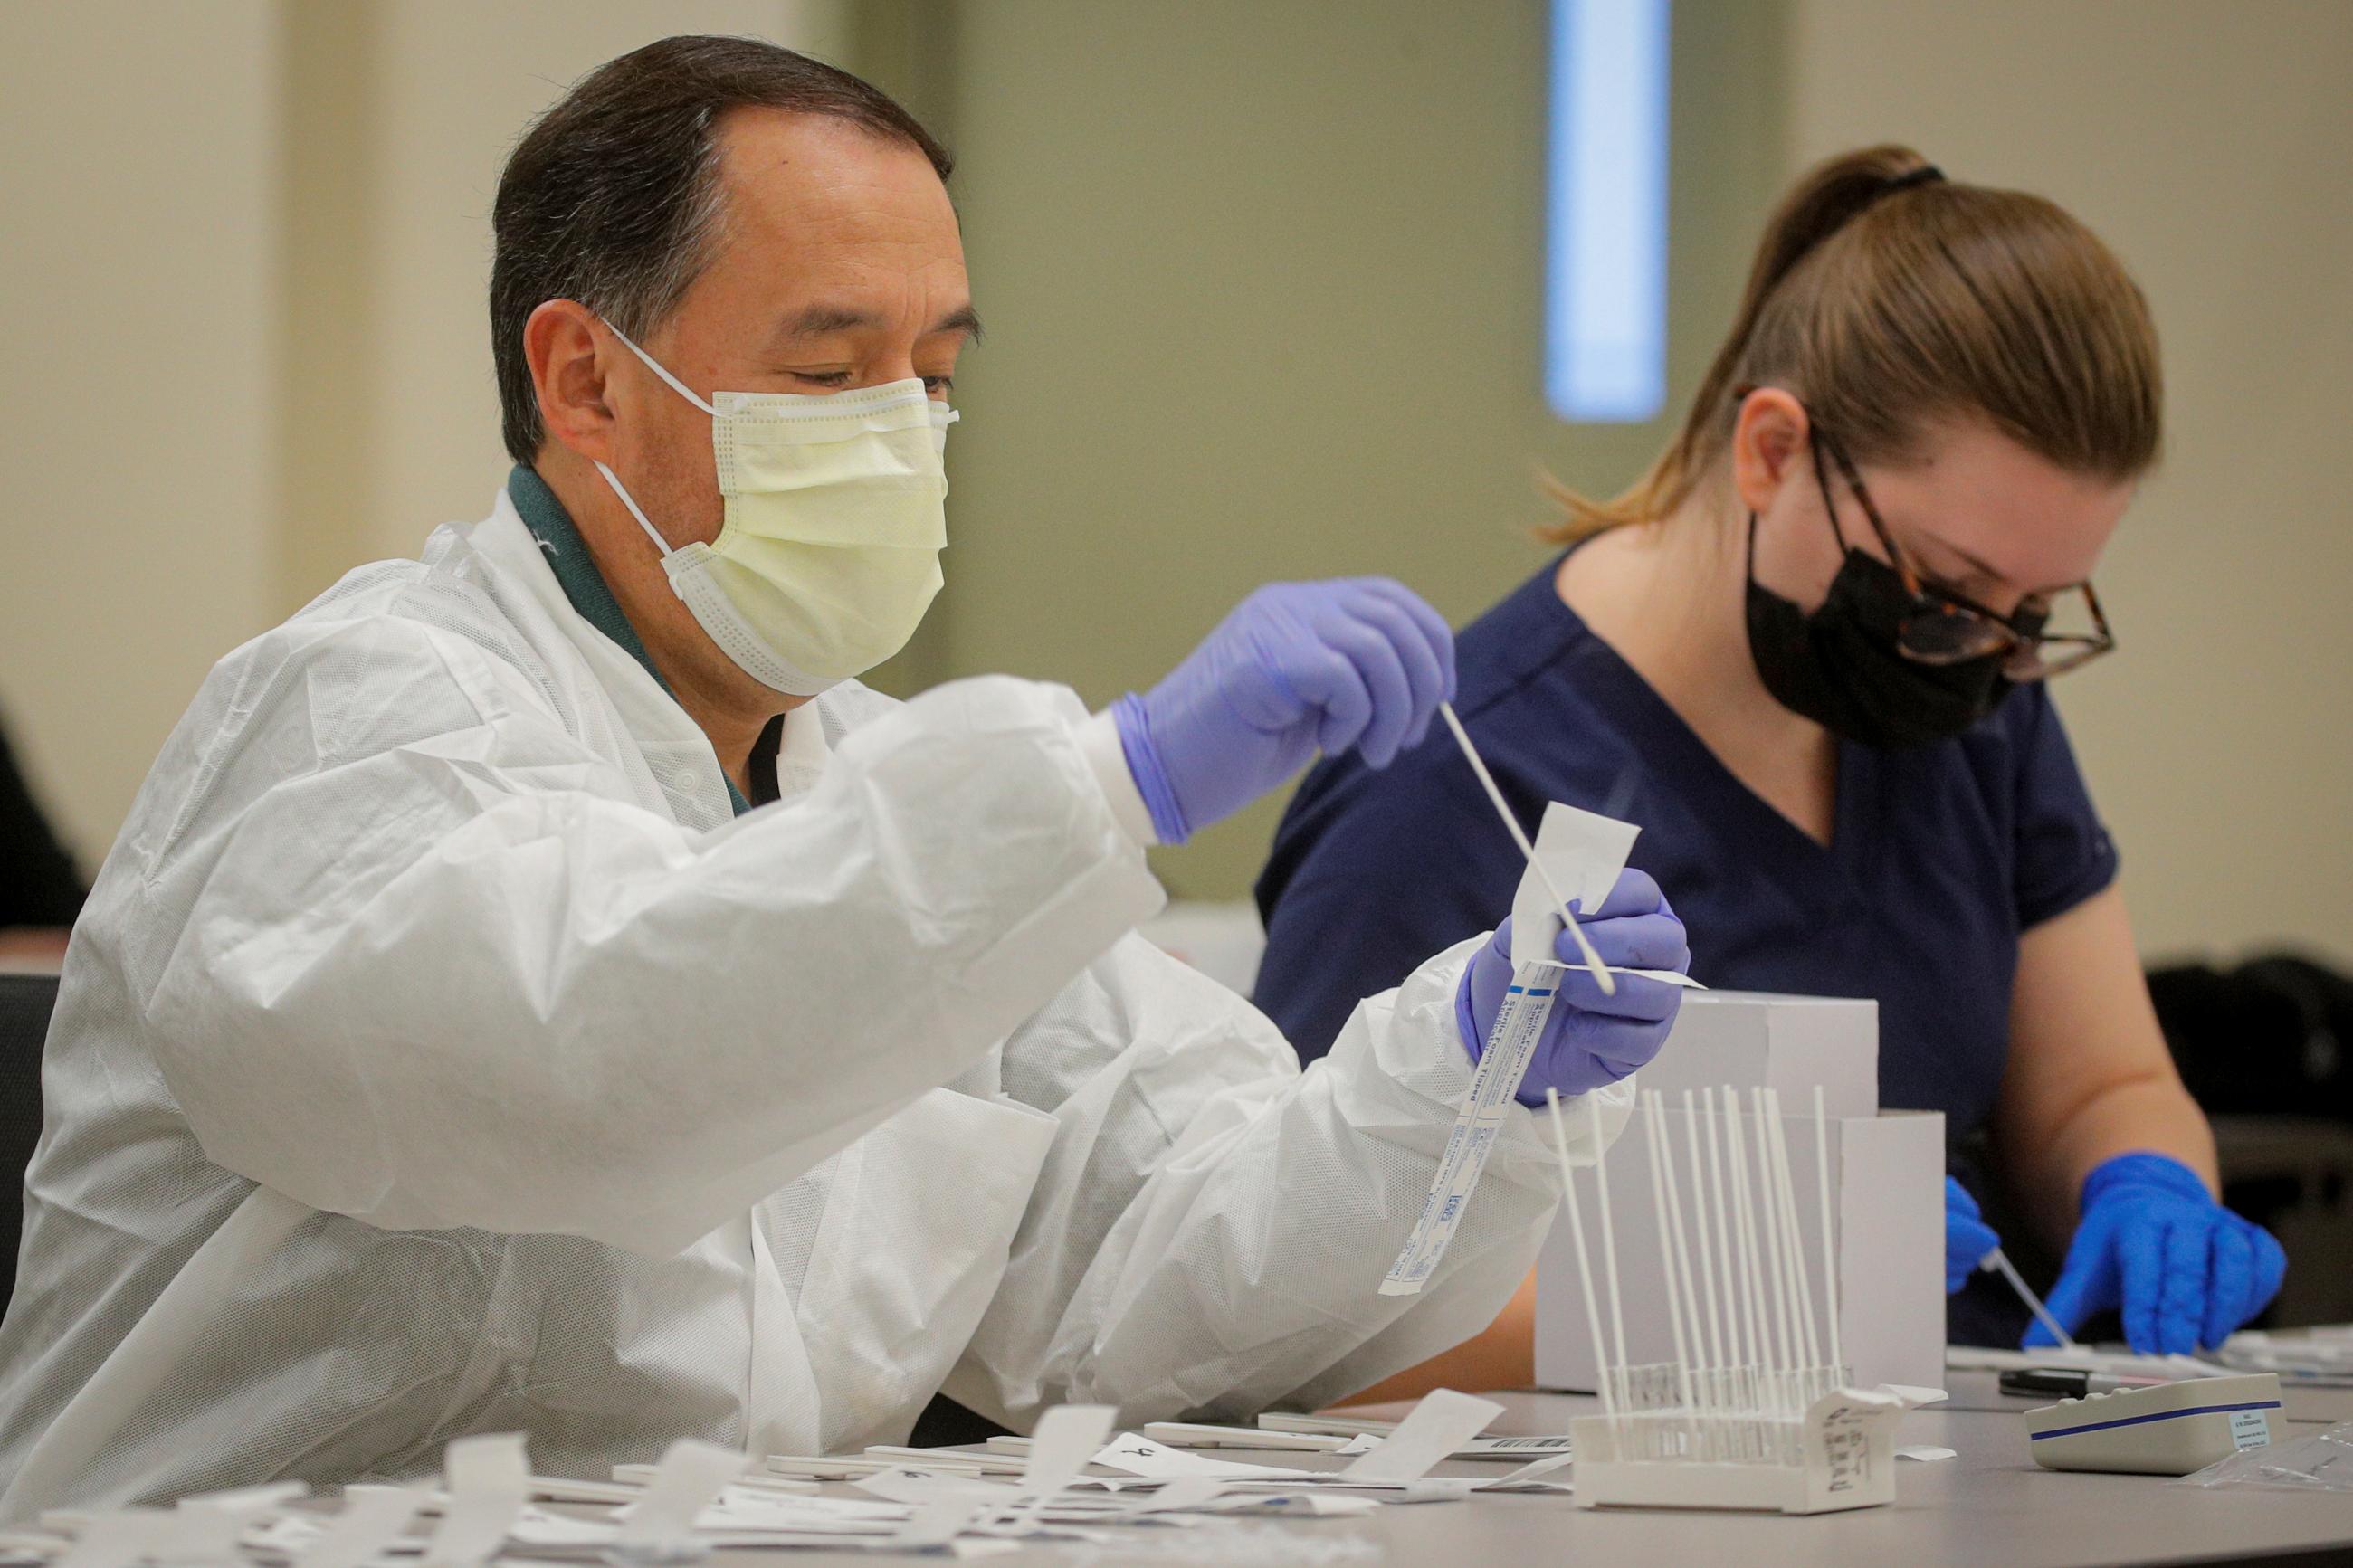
[1381, 963, 1564, 1295]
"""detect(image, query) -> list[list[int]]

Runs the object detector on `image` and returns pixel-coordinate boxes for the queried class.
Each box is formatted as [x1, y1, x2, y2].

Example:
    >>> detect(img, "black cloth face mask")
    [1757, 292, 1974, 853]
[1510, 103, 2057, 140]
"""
[1743, 509, 2014, 750]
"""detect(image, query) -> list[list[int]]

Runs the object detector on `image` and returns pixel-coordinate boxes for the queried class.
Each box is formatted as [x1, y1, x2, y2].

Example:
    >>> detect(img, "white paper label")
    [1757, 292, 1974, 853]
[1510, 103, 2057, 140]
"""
[2231, 1408, 2274, 1450]
[1509, 803, 1640, 968]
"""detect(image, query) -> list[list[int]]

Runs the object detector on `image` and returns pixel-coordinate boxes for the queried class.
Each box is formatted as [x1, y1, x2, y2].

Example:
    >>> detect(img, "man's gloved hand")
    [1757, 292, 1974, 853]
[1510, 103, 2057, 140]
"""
[1457, 870, 1689, 1106]
[2024, 1152, 2287, 1354]
[1946, 1176, 2000, 1295]
[1112, 579, 1453, 845]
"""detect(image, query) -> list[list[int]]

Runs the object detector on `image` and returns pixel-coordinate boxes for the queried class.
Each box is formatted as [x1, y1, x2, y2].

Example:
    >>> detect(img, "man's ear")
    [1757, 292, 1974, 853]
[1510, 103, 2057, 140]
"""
[525, 299, 616, 463]
[1729, 385, 1813, 518]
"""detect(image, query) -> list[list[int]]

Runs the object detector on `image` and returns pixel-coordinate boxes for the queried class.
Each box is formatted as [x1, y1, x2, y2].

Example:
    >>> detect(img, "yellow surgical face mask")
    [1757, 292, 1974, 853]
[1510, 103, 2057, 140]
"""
[593, 324, 957, 697]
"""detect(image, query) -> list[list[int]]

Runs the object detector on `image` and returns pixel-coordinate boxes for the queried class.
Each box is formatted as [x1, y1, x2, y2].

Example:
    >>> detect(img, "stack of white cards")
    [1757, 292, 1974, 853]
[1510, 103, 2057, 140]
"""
[22, 1389, 1570, 1566]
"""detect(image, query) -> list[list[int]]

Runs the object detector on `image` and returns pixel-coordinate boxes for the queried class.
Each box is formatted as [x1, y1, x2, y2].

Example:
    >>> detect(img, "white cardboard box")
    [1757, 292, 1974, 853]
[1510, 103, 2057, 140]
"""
[1533, 992, 1946, 1393]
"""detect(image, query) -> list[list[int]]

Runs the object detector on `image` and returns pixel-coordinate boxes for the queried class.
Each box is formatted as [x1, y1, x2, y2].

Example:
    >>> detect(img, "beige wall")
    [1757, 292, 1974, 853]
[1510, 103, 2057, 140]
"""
[924, 0, 1784, 898]
[0, 0, 845, 874]
[0, 1, 281, 868]
[928, 0, 2352, 962]
[1787, 0, 2353, 961]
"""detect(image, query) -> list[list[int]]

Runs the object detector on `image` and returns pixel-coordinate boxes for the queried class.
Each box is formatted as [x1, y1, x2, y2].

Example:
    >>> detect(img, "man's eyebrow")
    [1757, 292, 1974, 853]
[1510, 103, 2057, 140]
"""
[929, 303, 984, 342]
[777, 304, 881, 338]
[771, 302, 985, 341]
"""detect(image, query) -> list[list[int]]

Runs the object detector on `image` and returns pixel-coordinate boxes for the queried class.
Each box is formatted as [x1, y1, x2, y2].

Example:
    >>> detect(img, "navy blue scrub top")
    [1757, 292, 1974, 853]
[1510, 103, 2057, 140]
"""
[1253, 558, 2120, 1145]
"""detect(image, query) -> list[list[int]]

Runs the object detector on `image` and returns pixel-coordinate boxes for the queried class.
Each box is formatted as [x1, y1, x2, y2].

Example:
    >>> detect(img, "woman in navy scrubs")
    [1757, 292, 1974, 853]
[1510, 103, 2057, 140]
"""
[1256, 147, 2282, 1364]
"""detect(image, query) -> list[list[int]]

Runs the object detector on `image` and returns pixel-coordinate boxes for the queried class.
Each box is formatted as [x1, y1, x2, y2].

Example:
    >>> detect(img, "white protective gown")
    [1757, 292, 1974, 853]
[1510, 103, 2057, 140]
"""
[0, 488, 1627, 1517]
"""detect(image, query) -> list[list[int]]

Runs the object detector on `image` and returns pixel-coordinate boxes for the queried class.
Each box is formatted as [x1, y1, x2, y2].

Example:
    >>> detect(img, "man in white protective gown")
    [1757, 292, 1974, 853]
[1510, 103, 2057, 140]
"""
[0, 38, 1691, 1515]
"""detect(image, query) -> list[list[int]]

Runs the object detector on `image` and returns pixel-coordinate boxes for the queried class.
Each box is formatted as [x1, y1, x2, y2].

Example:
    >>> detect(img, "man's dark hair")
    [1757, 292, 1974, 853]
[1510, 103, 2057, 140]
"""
[491, 35, 952, 463]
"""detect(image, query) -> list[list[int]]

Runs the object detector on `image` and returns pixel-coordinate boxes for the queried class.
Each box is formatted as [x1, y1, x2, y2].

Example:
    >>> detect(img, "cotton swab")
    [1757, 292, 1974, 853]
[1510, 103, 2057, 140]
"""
[1700, 1088, 1745, 1383]
[1651, 1095, 1708, 1406]
[1773, 1094, 1822, 1375]
[1983, 1246, 2079, 1351]
[1748, 1092, 1796, 1389]
[1721, 1090, 1767, 1384]
[1764, 1090, 1821, 1373]
[1545, 1088, 1617, 1417]
[1588, 1090, 1631, 1396]
[1814, 1087, 1844, 1377]
[1436, 702, 1615, 996]
[1683, 1090, 1728, 1378]
[1643, 1095, 1697, 1412]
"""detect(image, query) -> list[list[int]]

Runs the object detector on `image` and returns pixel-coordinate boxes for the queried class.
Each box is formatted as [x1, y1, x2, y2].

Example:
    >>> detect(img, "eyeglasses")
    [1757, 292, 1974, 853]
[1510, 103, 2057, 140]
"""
[1811, 433, 2116, 681]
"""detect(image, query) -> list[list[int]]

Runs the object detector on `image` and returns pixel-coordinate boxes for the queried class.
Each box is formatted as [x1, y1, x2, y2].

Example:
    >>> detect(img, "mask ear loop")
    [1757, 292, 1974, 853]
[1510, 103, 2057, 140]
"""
[591, 318, 720, 561]
[604, 321, 719, 416]
[593, 459, 681, 561]
[1806, 431, 1857, 556]
[1734, 388, 1851, 577]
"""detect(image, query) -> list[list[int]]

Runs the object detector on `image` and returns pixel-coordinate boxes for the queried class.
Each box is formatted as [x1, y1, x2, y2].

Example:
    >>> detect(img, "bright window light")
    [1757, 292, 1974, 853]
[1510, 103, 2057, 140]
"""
[1546, 0, 1671, 423]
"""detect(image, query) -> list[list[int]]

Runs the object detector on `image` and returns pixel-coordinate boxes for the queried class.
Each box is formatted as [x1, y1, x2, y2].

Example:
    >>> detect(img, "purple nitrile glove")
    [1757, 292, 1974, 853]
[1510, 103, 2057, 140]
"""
[2024, 1152, 2288, 1354]
[1946, 1176, 2000, 1295]
[1456, 869, 1690, 1106]
[1111, 578, 1454, 845]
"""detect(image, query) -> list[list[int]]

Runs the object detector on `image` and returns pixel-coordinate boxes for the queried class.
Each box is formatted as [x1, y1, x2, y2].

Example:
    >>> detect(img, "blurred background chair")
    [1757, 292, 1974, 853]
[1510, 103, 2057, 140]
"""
[0, 972, 59, 1312]
[2154, 955, 2353, 1326]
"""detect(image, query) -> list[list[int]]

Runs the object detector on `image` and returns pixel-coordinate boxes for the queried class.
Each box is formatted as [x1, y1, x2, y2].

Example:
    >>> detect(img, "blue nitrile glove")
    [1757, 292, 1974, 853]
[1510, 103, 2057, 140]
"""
[1456, 870, 1689, 1106]
[1112, 578, 1454, 844]
[2024, 1152, 2288, 1354]
[1946, 1177, 2001, 1294]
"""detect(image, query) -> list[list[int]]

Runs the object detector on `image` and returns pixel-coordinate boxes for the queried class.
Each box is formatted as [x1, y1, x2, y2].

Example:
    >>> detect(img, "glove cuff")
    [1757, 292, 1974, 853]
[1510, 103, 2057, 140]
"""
[1453, 922, 1518, 1067]
[1454, 963, 1484, 1064]
[2082, 1151, 2213, 1210]
[1110, 692, 1192, 846]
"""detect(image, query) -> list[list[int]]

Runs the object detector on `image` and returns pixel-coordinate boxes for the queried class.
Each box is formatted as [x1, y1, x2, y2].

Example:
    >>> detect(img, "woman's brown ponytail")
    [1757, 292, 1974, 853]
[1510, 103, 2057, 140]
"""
[1544, 145, 2161, 542]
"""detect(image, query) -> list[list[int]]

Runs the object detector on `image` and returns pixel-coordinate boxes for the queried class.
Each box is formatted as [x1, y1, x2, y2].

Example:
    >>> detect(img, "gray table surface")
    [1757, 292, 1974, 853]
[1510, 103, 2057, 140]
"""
[700, 1372, 2353, 1567]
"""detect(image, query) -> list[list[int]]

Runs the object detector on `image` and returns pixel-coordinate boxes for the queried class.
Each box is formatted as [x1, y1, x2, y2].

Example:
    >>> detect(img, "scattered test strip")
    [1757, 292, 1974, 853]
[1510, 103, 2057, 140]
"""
[765, 1452, 1009, 1482]
[1134, 1424, 1351, 1452]
[1127, 1423, 1576, 1460]
[1257, 1411, 1399, 1439]
[611, 1439, 748, 1557]
[614, 1464, 814, 1496]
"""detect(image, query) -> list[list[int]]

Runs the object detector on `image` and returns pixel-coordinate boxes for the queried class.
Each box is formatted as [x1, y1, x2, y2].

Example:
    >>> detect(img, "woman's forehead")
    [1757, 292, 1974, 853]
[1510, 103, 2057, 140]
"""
[1862, 419, 2134, 591]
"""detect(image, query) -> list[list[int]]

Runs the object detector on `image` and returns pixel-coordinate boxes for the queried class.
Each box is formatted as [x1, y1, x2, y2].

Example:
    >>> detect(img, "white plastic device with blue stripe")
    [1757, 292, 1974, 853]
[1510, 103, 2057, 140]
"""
[2025, 1371, 2282, 1475]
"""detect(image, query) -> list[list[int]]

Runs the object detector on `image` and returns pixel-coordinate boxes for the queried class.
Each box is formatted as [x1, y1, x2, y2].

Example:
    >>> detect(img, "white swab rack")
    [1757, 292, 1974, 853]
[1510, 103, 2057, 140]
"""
[1545, 1085, 1907, 1514]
